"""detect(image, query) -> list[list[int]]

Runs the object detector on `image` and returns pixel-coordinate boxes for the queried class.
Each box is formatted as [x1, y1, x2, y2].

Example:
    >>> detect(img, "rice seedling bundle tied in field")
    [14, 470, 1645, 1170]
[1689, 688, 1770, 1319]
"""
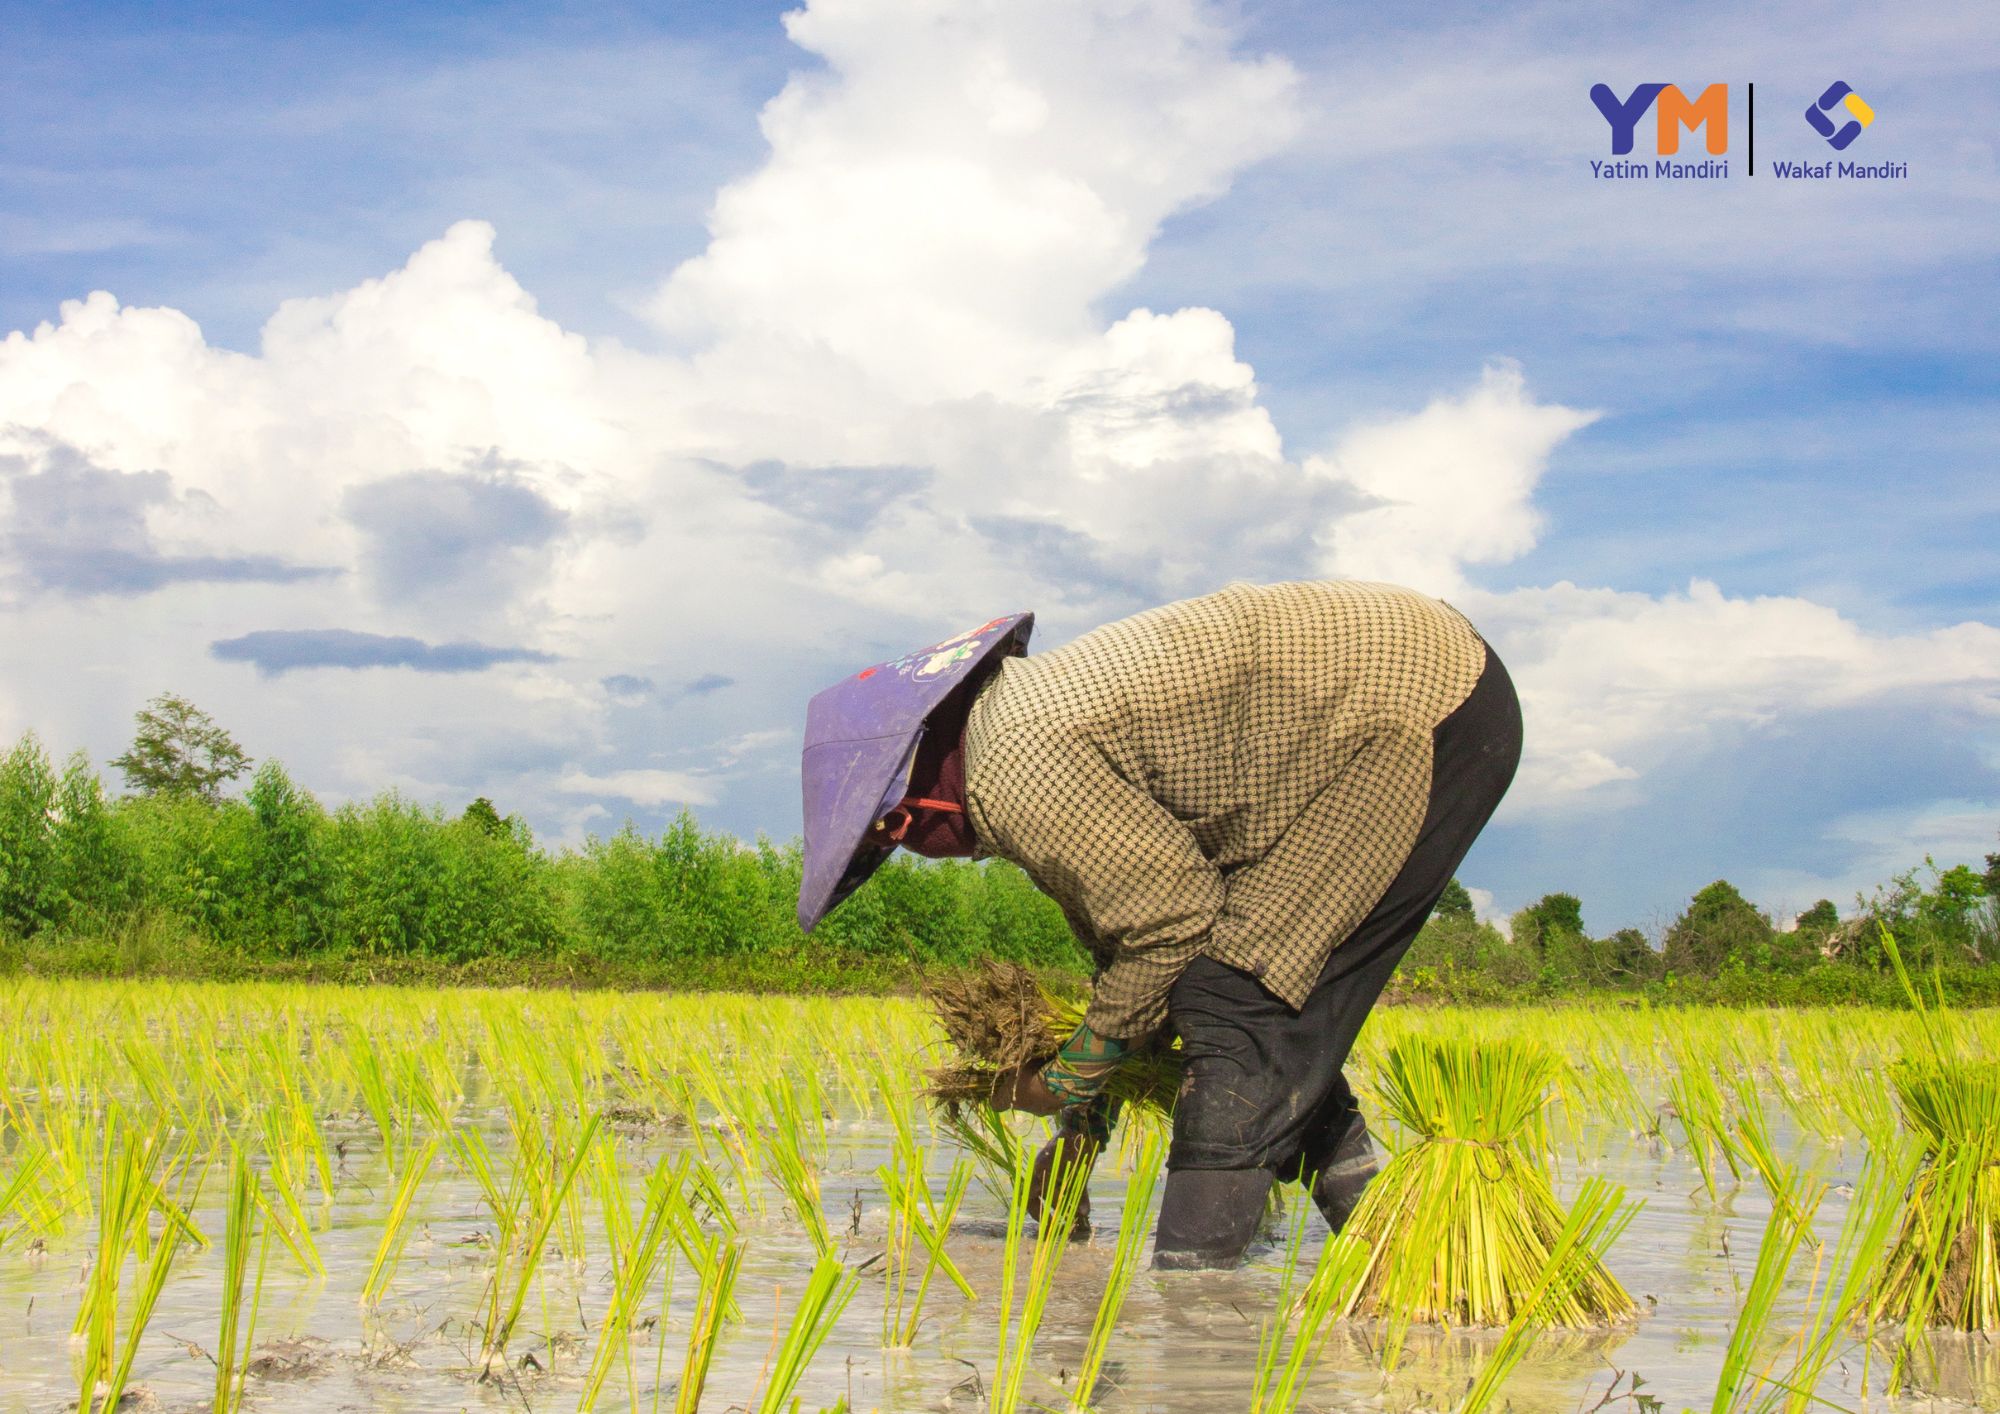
[1340, 1035, 1635, 1328]
[920, 961, 1183, 1115]
[1873, 1054, 2000, 1332]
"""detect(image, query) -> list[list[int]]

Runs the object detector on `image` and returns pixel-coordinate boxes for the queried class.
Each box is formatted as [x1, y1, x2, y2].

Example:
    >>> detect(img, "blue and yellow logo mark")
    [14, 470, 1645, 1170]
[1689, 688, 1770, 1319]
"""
[1805, 81, 1873, 150]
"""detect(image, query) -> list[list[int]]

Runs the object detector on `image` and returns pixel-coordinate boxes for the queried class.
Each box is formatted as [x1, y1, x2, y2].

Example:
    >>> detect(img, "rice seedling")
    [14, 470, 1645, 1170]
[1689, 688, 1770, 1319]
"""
[1869, 925, 2000, 1349]
[878, 1096, 975, 1349]
[213, 1145, 276, 1414]
[990, 1136, 1092, 1414]
[754, 1254, 860, 1413]
[1659, 1028, 1744, 1200]
[1067, 1124, 1164, 1411]
[1245, 1190, 1372, 1414]
[360, 1136, 439, 1307]
[1759, 1143, 1912, 1414]
[253, 1105, 324, 1275]
[1337, 1035, 1635, 1351]
[1456, 1176, 1639, 1414]
[760, 1075, 837, 1259]
[578, 1152, 693, 1412]
[1709, 1158, 1827, 1412]
[75, 1115, 206, 1413]
[14, 974, 2000, 1411]
[0, 1149, 50, 1250]
[675, 1234, 745, 1414]
[1874, 1054, 2000, 1333]
[461, 1112, 602, 1376]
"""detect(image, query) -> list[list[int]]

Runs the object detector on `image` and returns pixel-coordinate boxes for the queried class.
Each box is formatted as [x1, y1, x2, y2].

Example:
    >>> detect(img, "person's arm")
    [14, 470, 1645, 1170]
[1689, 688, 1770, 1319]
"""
[967, 725, 1224, 1052]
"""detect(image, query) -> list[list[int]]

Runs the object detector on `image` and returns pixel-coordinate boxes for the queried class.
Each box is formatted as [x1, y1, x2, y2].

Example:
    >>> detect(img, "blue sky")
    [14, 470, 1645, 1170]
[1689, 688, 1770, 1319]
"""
[2, 0, 1995, 932]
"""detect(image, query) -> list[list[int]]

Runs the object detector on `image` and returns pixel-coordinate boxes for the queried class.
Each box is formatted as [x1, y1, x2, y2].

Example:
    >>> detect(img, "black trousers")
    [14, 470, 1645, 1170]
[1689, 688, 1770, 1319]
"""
[1152, 640, 1522, 1265]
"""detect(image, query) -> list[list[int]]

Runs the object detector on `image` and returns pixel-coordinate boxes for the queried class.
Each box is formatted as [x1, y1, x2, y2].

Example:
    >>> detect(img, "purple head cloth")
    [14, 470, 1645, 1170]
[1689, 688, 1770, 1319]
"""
[797, 612, 1033, 932]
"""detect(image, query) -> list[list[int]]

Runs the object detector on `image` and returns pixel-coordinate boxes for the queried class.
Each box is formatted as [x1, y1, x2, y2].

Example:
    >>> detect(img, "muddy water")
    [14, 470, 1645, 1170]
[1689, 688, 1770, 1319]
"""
[1, 1099, 1993, 1413]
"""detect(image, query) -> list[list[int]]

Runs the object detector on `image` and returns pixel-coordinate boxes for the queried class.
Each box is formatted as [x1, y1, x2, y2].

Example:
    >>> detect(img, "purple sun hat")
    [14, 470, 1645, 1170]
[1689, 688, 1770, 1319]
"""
[798, 612, 1033, 932]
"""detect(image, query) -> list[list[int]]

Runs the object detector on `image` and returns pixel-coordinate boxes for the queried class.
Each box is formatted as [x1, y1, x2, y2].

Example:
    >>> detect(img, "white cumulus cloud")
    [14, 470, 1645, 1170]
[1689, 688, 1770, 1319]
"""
[0, 0, 1993, 882]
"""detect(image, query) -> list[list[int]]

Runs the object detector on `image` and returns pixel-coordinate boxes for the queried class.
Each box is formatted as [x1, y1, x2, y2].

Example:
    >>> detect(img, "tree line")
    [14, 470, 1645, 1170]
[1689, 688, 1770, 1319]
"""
[2, 697, 1996, 1002]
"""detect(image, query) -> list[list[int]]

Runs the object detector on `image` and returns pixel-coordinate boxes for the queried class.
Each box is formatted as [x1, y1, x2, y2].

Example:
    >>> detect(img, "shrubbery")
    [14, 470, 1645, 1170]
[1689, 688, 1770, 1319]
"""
[0, 731, 1090, 981]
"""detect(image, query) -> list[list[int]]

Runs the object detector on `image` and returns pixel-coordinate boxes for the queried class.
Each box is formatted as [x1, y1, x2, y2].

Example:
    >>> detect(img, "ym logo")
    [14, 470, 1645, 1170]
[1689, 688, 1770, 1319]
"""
[1806, 81, 1873, 150]
[1589, 83, 1729, 155]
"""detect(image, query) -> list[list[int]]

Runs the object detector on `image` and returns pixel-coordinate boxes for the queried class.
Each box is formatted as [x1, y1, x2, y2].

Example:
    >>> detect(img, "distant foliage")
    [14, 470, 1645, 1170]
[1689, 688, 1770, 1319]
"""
[1661, 881, 1776, 978]
[1845, 856, 1997, 970]
[3, 725, 1997, 1004]
[1434, 877, 1475, 921]
[0, 730, 1088, 974]
[1521, 892, 1585, 943]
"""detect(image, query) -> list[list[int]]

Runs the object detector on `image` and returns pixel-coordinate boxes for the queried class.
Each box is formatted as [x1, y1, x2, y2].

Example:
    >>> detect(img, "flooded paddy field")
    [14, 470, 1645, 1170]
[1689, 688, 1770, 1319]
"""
[0, 979, 1995, 1413]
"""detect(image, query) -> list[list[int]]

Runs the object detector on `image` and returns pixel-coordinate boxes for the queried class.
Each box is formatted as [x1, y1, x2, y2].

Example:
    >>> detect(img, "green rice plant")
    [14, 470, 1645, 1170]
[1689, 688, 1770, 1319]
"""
[1068, 1124, 1164, 1411]
[1457, 1177, 1639, 1414]
[73, 1114, 202, 1395]
[92, 1196, 195, 1414]
[577, 1152, 692, 1412]
[1246, 1194, 1372, 1414]
[759, 1076, 835, 1259]
[0, 1149, 49, 1250]
[686, 1160, 741, 1247]
[360, 1136, 439, 1307]
[754, 1255, 860, 1414]
[1757, 1143, 1912, 1414]
[1870, 925, 2000, 1347]
[253, 1105, 323, 1275]
[1338, 1035, 1635, 1353]
[990, 1138, 1091, 1414]
[76, 1120, 205, 1414]
[1874, 1055, 2000, 1333]
[1707, 1053, 1920, 1414]
[674, 1235, 744, 1414]
[877, 1149, 975, 1347]
[1709, 1161, 1827, 1413]
[452, 1107, 603, 1374]
[1774, 1014, 1861, 1147]
[345, 1032, 406, 1167]
[876, 1088, 974, 1348]
[1660, 1029, 1745, 1200]
[937, 1099, 1029, 1209]
[688, 1050, 767, 1215]
[213, 1145, 276, 1414]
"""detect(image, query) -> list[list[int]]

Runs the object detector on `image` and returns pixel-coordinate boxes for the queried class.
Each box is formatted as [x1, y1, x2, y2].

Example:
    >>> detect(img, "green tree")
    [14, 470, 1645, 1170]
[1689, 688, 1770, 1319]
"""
[1662, 880, 1775, 978]
[1434, 877, 1474, 921]
[109, 693, 251, 802]
[0, 732, 62, 937]
[245, 761, 329, 954]
[1521, 892, 1585, 945]
[1603, 927, 1661, 981]
[462, 796, 508, 838]
[1794, 899, 1839, 938]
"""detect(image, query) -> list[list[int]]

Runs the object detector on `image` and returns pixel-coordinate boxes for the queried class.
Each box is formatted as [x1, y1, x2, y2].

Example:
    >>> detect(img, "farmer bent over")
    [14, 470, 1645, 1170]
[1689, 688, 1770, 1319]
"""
[797, 579, 1522, 1269]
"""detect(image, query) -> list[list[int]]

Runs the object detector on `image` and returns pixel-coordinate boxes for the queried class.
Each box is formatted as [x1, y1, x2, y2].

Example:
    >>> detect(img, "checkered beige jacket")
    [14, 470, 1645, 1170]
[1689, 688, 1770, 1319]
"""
[962, 579, 1487, 1040]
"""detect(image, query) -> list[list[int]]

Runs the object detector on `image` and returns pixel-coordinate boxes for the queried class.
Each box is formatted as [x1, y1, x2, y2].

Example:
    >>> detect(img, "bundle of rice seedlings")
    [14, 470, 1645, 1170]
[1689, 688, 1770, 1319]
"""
[920, 961, 1182, 1116]
[1871, 1054, 2000, 1332]
[1339, 1035, 1635, 1335]
[1866, 924, 2000, 1338]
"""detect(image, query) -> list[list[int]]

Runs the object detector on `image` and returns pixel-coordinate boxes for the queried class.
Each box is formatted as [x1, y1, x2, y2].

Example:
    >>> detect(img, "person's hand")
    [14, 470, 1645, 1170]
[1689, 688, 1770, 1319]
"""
[1028, 1133, 1100, 1239]
[989, 1064, 1063, 1117]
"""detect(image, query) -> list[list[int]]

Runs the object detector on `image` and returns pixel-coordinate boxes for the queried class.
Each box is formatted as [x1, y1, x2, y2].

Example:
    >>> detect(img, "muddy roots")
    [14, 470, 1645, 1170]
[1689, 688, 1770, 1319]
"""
[919, 960, 1181, 1116]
